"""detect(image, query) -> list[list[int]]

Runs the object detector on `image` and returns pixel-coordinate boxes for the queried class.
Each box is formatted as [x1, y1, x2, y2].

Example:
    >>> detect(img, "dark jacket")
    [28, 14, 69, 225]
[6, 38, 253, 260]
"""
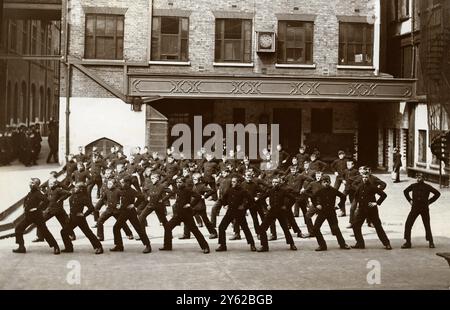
[331, 158, 347, 176]
[314, 186, 346, 213]
[354, 182, 387, 208]
[403, 182, 441, 208]
[23, 189, 48, 213]
[222, 185, 251, 210]
[68, 190, 93, 216]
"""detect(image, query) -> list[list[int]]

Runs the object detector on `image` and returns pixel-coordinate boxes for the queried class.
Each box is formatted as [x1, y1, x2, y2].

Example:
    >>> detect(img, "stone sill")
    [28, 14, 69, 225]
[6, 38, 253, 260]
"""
[275, 63, 316, 69]
[149, 61, 191, 66]
[213, 62, 254, 67]
[337, 65, 375, 70]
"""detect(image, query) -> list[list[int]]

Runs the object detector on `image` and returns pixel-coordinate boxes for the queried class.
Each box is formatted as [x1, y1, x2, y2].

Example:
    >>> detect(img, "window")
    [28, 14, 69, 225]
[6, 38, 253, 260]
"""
[277, 21, 313, 64]
[396, 0, 410, 21]
[9, 20, 17, 51]
[339, 22, 373, 66]
[85, 14, 124, 60]
[21, 20, 28, 54]
[31, 23, 37, 55]
[215, 19, 252, 63]
[311, 108, 332, 134]
[151, 16, 189, 61]
[418, 130, 427, 163]
[401, 45, 413, 78]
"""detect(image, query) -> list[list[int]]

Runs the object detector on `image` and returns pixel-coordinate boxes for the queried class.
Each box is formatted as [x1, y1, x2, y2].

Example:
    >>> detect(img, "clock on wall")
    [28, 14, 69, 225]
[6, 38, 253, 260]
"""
[256, 32, 276, 53]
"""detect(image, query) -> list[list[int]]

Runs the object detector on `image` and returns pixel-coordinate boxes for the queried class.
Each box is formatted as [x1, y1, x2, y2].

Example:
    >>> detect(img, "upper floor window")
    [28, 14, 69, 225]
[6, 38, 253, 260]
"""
[31, 23, 37, 55]
[339, 22, 373, 66]
[151, 16, 189, 61]
[215, 19, 252, 63]
[85, 14, 124, 60]
[396, 0, 410, 21]
[9, 20, 17, 51]
[277, 20, 313, 64]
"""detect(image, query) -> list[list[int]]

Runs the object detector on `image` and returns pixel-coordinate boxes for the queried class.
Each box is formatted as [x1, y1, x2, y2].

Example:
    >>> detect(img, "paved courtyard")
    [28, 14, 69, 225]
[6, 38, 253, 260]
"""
[0, 171, 449, 290]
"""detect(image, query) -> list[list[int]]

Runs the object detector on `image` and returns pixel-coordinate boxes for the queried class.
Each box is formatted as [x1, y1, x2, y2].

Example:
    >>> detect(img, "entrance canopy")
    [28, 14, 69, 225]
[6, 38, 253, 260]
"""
[129, 73, 416, 102]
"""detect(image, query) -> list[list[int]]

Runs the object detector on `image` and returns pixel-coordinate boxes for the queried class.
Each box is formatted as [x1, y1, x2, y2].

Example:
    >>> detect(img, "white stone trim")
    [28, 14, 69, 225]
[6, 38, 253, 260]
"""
[213, 62, 254, 67]
[336, 65, 375, 70]
[149, 61, 191, 66]
[275, 63, 316, 69]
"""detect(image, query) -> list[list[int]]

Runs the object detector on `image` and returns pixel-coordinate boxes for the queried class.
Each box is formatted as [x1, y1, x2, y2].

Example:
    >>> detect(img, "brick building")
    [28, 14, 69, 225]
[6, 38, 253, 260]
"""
[58, 0, 415, 169]
[385, 0, 450, 184]
[0, 0, 61, 134]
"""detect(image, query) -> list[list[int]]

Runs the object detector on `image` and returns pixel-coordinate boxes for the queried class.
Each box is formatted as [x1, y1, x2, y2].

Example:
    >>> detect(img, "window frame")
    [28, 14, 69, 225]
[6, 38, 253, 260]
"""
[151, 16, 189, 62]
[84, 13, 125, 60]
[338, 22, 374, 66]
[277, 20, 314, 65]
[214, 18, 252, 63]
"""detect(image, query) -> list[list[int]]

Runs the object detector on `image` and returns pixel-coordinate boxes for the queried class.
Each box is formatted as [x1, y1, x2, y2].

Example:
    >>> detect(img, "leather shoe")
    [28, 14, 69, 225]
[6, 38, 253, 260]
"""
[351, 244, 365, 249]
[257, 247, 269, 252]
[98, 237, 104, 242]
[209, 232, 218, 239]
[61, 248, 73, 253]
[95, 247, 103, 255]
[315, 246, 327, 252]
[12, 246, 26, 253]
[290, 244, 297, 251]
[178, 235, 190, 240]
[215, 245, 227, 252]
[340, 244, 351, 250]
[143, 245, 152, 254]
[384, 244, 392, 250]
[229, 234, 241, 240]
[109, 245, 124, 252]
[203, 248, 210, 254]
[297, 232, 308, 238]
[250, 244, 257, 252]
[32, 238, 44, 243]
[159, 247, 172, 251]
[127, 235, 134, 240]
[429, 242, 435, 249]
[69, 235, 76, 241]
[269, 235, 277, 241]
[54, 247, 61, 255]
[401, 242, 411, 249]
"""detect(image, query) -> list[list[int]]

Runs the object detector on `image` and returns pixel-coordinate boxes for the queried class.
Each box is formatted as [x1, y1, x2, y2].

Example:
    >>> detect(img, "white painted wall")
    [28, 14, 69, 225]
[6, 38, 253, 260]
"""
[59, 97, 147, 163]
[414, 103, 436, 169]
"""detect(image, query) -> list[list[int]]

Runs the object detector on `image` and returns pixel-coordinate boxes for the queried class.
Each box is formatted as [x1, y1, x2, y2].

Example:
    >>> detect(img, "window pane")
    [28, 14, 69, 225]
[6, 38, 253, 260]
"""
[161, 35, 179, 55]
[224, 41, 240, 61]
[161, 17, 179, 34]
[116, 37, 123, 59]
[105, 16, 116, 36]
[181, 18, 189, 38]
[96, 16, 106, 36]
[96, 37, 105, 58]
[224, 19, 242, 39]
[86, 16, 95, 36]
[215, 20, 223, 39]
[117, 17, 124, 36]
[215, 39, 222, 60]
[152, 17, 160, 34]
[85, 36, 95, 58]
[181, 38, 188, 61]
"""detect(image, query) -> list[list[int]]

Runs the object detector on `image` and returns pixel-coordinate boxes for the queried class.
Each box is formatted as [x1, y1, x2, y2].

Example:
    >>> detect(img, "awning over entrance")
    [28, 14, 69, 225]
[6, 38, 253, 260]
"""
[128, 73, 416, 102]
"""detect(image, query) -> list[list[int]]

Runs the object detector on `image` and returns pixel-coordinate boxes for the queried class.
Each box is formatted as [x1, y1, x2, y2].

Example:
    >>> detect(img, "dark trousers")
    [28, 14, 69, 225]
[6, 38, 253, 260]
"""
[47, 147, 58, 163]
[37, 208, 74, 240]
[349, 199, 358, 224]
[87, 175, 102, 202]
[334, 176, 344, 190]
[163, 208, 209, 249]
[184, 208, 217, 238]
[61, 215, 102, 250]
[97, 208, 133, 240]
[210, 199, 223, 227]
[259, 210, 294, 248]
[285, 207, 302, 234]
[138, 203, 168, 229]
[314, 211, 346, 249]
[218, 208, 255, 246]
[113, 207, 150, 247]
[404, 207, 433, 243]
[294, 196, 314, 234]
[15, 211, 58, 248]
[352, 206, 390, 247]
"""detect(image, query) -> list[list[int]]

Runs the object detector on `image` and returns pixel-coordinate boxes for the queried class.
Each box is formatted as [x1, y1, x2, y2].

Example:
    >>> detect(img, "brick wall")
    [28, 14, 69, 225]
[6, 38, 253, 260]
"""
[66, 0, 379, 98]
